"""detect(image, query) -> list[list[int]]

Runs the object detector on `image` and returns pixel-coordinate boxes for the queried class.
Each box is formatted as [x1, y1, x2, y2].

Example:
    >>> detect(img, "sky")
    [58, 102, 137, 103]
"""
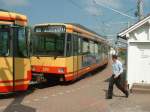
[0, 0, 150, 41]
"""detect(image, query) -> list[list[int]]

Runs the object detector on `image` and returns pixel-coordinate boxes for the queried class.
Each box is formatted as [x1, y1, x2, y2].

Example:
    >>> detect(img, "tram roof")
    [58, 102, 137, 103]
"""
[34, 23, 107, 43]
[0, 9, 27, 26]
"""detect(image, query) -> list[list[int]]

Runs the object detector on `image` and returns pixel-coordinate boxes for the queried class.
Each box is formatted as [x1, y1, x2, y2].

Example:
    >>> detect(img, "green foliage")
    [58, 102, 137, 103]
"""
[118, 50, 126, 61]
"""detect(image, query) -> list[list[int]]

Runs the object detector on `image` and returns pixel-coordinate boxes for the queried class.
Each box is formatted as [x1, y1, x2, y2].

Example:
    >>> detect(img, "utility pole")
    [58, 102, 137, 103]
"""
[135, 0, 144, 20]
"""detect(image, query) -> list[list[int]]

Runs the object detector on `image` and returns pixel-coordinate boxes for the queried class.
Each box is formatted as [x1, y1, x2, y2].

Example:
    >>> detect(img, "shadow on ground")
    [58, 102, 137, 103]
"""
[0, 89, 36, 112]
[103, 89, 126, 99]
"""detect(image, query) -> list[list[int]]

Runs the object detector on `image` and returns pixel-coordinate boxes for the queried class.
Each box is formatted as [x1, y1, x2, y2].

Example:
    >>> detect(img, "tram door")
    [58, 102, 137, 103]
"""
[0, 26, 14, 93]
[72, 35, 78, 79]
[13, 27, 31, 91]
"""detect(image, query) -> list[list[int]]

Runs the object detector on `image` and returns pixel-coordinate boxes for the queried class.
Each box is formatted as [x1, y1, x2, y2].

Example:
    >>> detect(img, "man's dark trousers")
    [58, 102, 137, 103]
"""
[107, 74, 128, 98]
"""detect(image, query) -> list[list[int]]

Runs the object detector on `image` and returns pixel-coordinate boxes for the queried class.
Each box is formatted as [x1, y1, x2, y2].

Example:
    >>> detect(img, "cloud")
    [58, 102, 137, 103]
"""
[94, 0, 122, 9]
[84, 0, 122, 15]
[1, 0, 28, 7]
[85, 5, 102, 16]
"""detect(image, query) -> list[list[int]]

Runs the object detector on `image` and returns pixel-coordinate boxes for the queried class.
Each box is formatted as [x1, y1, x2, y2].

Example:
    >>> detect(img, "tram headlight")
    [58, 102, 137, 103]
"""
[32, 66, 36, 71]
[58, 68, 65, 73]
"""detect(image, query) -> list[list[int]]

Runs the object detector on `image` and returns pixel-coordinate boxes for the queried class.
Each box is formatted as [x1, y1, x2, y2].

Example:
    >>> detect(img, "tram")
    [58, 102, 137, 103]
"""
[0, 10, 31, 93]
[31, 23, 109, 83]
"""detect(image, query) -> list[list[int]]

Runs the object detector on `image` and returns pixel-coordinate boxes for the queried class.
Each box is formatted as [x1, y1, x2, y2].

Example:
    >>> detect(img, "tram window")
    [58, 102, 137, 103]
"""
[17, 28, 28, 57]
[73, 35, 78, 55]
[37, 37, 44, 51]
[82, 38, 89, 54]
[89, 41, 95, 54]
[45, 37, 55, 51]
[98, 43, 101, 54]
[0, 31, 9, 56]
[66, 34, 72, 56]
[101, 44, 104, 53]
[105, 46, 108, 53]
[104, 45, 106, 53]
[103, 45, 107, 54]
[56, 36, 64, 52]
[78, 37, 82, 54]
[95, 42, 98, 54]
[33, 33, 65, 56]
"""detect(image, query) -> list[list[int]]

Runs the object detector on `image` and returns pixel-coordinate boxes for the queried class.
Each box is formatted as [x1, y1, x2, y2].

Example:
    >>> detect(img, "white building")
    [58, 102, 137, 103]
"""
[110, 47, 117, 55]
[118, 14, 150, 89]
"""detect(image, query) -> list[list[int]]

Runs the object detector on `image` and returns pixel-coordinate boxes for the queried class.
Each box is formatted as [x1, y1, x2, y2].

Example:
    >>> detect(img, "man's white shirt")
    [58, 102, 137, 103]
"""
[112, 60, 123, 77]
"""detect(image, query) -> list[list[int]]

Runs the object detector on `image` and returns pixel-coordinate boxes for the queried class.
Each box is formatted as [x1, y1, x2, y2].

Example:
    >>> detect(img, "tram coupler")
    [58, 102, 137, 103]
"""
[59, 77, 64, 82]
[32, 73, 47, 83]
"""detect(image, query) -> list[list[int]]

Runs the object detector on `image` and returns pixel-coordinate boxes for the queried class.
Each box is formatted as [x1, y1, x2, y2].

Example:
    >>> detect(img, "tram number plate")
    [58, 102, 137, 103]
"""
[32, 73, 43, 76]
[42, 67, 49, 72]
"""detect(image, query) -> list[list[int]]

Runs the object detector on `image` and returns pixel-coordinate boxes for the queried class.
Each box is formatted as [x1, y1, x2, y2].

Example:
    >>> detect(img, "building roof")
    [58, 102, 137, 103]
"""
[118, 14, 150, 39]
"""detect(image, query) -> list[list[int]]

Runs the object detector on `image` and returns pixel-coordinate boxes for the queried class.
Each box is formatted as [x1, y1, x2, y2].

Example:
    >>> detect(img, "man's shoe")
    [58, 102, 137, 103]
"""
[107, 96, 112, 99]
[125, 91, 129, 98]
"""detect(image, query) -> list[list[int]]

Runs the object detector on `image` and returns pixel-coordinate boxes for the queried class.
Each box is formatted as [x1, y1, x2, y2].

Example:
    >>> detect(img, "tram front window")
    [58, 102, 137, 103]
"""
[32, 33, 65, 56]
[17, 27, 28, 57]
[0, 25, 9, 56]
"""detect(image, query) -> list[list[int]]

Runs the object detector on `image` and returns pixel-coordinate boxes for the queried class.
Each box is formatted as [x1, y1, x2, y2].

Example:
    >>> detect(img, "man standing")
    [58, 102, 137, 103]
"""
[107, 55, 128, 99]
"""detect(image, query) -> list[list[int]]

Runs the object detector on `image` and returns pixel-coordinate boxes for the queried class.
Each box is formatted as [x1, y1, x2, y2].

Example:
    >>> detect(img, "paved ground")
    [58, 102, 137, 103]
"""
[0, 62, 150, 112]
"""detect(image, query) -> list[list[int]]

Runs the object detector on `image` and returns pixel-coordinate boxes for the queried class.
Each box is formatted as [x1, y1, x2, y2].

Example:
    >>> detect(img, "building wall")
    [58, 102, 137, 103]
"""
[127, 22, 150, 89]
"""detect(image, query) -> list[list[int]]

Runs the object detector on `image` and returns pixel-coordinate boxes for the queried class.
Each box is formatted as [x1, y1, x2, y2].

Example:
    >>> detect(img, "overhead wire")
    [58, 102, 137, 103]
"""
[66, 0, 84, 11]
[65, 0, 137, 37]
[66, 0, 105, 34]
[93, 0, 136, 20]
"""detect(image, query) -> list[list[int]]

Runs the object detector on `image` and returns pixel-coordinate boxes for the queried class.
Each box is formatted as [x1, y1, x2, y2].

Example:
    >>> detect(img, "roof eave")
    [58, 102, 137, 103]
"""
[118, 14, 150, 38]
[117, 35, 127, 40]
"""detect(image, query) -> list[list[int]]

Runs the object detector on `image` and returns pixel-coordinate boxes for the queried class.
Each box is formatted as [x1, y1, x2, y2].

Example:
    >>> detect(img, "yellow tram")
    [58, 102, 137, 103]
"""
[0, 10, 31, 93]
[31, 23, 109, 83]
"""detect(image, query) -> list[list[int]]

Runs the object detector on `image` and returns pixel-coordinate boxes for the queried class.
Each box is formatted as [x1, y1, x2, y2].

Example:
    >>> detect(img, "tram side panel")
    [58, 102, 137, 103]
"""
[0, 53, 32, 93]
[64, 34, 108, 81]
[0, 58, 13, 93]
[14, 58, 31, 91]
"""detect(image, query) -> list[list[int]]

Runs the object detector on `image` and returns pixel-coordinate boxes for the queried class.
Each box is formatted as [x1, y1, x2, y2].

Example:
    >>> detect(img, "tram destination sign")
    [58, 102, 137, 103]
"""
[34, 25, 66, 33]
